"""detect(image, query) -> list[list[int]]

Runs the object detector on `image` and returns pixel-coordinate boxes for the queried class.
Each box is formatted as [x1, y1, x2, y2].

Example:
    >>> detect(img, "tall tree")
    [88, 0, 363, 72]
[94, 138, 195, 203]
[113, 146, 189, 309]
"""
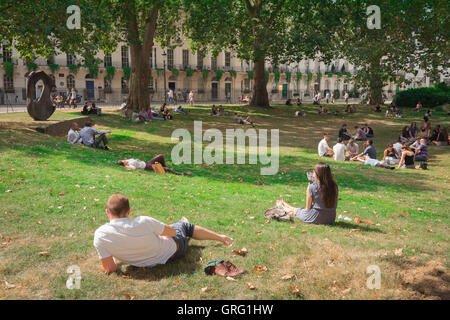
[332, 0, 449, 105]
[0, 0, 182, 112]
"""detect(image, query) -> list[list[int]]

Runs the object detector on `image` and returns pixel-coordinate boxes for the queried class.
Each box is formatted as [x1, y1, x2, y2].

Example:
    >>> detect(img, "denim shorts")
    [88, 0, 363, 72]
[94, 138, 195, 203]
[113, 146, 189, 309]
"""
[170, 221, 195, 259]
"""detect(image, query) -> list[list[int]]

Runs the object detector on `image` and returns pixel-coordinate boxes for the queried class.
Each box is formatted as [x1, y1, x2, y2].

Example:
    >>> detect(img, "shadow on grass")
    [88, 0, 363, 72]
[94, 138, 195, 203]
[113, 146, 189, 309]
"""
[333, 221, 385, 233]
[119, 245, 205, 281]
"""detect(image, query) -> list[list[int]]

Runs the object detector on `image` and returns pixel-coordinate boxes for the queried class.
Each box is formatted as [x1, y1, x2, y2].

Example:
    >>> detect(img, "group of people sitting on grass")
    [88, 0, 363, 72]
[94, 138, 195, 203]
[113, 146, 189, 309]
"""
[338, 123, 374, 141]
[210, 105, 227, 116]
[130, 104, 190, 123]
[67, 121, 112, 150]
[95, 161, 339, 273]
[81, 102, 102, 116]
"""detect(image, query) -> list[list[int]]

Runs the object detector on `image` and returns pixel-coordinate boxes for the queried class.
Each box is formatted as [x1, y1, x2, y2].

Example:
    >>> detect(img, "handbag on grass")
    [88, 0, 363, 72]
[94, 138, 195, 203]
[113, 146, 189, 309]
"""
[151, 162, 166, 174]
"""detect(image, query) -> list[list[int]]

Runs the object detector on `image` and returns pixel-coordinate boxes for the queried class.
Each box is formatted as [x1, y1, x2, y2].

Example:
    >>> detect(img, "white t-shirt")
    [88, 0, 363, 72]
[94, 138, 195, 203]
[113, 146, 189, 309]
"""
[71, 91, 77, 99]
[346, 142, 359, 155]
[318, 139, 330, 156]
[67, 129, 81, 144]
[393, 142, 402, 156]
[93, 216, 176, 267]
[125, 159, 146, 169]
[333, 143, 346, 161]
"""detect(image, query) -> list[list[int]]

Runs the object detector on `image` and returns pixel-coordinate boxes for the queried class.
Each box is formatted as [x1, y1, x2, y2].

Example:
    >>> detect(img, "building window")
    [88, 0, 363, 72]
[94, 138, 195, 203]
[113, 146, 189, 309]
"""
[4, 75, 14, 91]
[67, 54, 75, 65]
[197, 51, 203, 70]
[2, 44, 12, 63]
[121, 46, 129, 67]
[121, 77, 128, 89]
[67, 75, 75, 89]
[225, 52, 231, 68]
[104, 53, 112, 67]
[182, 49, 189, 69]
[211, 56, 217, 70]
[167, 49, 174, 70]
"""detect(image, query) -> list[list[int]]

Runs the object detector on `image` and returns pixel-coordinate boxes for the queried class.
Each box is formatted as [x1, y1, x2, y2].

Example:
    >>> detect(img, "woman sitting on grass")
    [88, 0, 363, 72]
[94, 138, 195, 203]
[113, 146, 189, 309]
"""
[116, 154, 190, 176]
[382, 143, 400, 165]
[277, 163, 338, 225]
[400, 126, 415, 143]
[397, 145, 415, 169]
[432, 126, 449, 146]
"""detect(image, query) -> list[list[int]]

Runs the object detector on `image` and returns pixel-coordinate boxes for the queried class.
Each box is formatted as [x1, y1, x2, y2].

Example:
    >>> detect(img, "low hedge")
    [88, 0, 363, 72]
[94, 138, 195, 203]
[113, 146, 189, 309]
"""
[394, 85, 449, 108]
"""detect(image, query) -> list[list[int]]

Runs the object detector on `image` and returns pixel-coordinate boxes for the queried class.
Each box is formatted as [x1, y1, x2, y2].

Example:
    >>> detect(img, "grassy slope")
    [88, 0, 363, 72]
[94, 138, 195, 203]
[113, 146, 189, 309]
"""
[0, 103, 449, 300]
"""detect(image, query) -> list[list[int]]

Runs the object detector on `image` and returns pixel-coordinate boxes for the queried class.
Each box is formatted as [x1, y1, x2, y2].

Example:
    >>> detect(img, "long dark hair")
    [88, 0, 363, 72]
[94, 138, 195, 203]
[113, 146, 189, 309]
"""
[313, 163, 338, 208]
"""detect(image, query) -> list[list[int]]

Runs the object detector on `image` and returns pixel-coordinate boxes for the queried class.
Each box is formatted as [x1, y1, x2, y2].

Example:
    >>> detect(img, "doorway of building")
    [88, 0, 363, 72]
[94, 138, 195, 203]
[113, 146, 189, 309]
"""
[169, 82, 176, 91]
[211, 82, 218, 100]
[86, 80, 95, 100]
[282, 83, 288, 98]
[225, 82, 232, 102]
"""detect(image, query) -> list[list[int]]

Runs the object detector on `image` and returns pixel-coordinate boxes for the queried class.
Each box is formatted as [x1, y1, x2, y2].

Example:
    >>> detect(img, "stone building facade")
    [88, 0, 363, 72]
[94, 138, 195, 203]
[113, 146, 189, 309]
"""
[0, 40, 440, 106]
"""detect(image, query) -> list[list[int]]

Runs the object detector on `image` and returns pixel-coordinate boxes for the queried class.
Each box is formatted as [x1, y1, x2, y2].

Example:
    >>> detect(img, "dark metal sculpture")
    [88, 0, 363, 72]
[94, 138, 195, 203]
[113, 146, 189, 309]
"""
[27, 71, 55, 121]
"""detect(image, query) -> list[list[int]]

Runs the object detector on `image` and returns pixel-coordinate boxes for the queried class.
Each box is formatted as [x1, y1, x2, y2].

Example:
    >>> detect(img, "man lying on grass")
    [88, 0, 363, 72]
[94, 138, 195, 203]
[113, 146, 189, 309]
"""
[94, 194, 233, 273]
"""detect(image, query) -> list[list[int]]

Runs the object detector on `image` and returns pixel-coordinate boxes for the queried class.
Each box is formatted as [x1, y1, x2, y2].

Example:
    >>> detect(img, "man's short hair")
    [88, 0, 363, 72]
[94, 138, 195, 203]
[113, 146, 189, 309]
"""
[324, 133, 330, 136]
[85, 121, 93, 127]
[337, 137, 343, 143]
[71, 122, 78, 130]
[368, 139, 374, 145]
[107, 194, 130, 217]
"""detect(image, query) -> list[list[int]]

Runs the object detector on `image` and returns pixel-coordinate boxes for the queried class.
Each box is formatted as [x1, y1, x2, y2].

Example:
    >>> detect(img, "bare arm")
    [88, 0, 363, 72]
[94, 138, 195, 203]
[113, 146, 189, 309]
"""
[160, 225, 176, 238]
[305, 185, 313, 210]
[397, 153, 406, 169]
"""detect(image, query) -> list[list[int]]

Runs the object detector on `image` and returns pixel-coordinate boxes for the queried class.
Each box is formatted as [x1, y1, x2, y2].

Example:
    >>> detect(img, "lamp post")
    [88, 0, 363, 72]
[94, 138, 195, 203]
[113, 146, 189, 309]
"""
[162, 51, 167, 104]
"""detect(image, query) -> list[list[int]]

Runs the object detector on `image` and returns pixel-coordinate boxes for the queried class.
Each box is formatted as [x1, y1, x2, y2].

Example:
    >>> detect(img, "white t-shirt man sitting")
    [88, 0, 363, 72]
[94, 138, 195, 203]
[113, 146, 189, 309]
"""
[318, 133, 334, 157]
[333, 138, 346, 161]
[67, 122, 82, 144]
[93, 194, 233, 273]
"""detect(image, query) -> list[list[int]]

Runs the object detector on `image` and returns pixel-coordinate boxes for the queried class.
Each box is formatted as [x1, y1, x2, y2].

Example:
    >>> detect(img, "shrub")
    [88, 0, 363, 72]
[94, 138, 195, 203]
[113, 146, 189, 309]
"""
[106, 66, 115, 80]
[333, 89, 340, 99]
[3, 61, 14, 77]
[123, 66, 131, 80]
[435, 82, 449, 92]
[285, 71, 291, 83]
[393, 87, 449, 108]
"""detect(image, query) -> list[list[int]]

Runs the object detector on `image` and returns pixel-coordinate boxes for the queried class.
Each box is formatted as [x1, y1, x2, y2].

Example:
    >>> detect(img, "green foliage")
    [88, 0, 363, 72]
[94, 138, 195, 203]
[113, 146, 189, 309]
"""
[274, 71, 280, 84]
[3, 61, 14, 78]
[68, 64, 80, 74]
[215, 69, 223, 81]
[346, 72, 351, 78]
[296, 72, 302, 81]
[394, 87, 449, 108]
[49, 64, 59, 74]
[265, 71, 270, 84]
[434, 82, 449, 92]
[185, 67, 194, 77]
[285, 72, 291, 83]
[307, 72, 313, 82]
[26, 63, 38, 72]
[106, 66, 116, 80]
[170, 68, 179, 78]
[333, 89, 340, 99]
[228, 70, 237, 78]
[202, 69, 210, 82]
[86, 64, 99, 78]
[156, 69, 164, 77]
[331, 64, 335, 73]
[123, 66, 131, 80]
[247, 70, 254, 80]
[337, 72, 343, 78]
[340, 65, 345, 74]
[327, 72, 333, 78]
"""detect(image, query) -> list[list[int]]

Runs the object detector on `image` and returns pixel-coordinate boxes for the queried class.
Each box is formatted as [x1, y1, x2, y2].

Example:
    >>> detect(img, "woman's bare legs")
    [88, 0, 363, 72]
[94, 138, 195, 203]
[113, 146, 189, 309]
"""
[276, 200, 298, 217]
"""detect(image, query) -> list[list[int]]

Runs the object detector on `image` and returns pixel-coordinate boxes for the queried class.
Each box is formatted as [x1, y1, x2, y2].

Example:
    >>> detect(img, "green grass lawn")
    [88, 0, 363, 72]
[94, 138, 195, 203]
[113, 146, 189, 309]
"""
[0, 103, 449, 300]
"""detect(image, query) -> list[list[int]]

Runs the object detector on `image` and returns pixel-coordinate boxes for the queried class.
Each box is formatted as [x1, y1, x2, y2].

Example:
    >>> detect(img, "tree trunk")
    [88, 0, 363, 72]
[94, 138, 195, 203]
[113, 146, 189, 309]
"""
[126, 45, 151, 113]
[368, 73, 384, 105]
[250, 58, 270, 108]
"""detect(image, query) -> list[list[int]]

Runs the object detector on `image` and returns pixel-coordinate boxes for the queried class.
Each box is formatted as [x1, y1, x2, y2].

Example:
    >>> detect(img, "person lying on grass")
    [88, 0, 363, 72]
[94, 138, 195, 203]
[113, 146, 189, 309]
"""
[276, 162, 338, 225]
[353, 154, 394, 170]
[94, 194, 233, 273]
[234, 113, 255, 127]
[116, 154, 190, 176]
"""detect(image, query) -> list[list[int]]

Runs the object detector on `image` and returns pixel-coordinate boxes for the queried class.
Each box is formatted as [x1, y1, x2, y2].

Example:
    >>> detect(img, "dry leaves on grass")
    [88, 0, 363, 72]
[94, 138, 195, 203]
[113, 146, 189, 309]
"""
[38, 251, 51, 256]
[4, 280, 16, 289]
[232, 248, 248, 256]
[226, 276, 237, 281]
[281, 274, 296, 280]
[253, 265, 268, 273]
[289, 285, 301, 295]
[5, 190, 12, 193]
[246, 282, 256, 290]
[124, 294, 134, 300]
[58, 192, 65, 197]
[394, 248, 403, 256]
[354, 218, 375, 225]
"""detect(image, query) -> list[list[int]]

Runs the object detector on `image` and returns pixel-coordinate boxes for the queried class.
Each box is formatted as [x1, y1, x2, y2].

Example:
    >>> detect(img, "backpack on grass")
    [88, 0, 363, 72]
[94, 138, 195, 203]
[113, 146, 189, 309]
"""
[264, 206, 292, 222]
